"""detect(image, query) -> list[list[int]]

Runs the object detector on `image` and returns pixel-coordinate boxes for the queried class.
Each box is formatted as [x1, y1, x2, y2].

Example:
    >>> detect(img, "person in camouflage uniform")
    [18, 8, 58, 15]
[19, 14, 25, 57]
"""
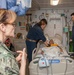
[0, 9, 27, 75]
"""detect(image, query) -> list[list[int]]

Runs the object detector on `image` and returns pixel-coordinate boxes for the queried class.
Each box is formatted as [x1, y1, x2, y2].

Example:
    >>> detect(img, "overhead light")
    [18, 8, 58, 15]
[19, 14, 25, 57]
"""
[50, 0, 59, 6]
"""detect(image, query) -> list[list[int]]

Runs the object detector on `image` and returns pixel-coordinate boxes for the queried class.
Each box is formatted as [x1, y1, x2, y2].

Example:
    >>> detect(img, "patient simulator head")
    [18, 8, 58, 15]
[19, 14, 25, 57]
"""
[49, 39, 54, 44]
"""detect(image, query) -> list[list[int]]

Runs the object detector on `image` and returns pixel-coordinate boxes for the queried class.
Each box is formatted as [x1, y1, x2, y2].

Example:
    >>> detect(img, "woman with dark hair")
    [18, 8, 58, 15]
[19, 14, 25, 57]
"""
[26, 18, 49, 63]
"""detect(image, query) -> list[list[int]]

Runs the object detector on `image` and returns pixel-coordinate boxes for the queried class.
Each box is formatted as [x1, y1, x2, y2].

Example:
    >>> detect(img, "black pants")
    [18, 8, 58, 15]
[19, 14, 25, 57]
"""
[26, 40, 37, 63]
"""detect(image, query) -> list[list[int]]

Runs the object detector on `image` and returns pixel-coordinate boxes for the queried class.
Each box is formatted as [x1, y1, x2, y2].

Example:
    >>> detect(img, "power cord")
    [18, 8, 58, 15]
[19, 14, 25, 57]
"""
[50, 57, 54, 75]
[63, 57, 68, 75]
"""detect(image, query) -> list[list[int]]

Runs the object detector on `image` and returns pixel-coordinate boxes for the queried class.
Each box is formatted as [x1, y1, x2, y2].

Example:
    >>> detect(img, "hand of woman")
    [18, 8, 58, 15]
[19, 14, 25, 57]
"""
[44, 40, 50, 47]
[16, 48, 27, 64]
[16, 50, 23, 62]
[18, 48, 27, 75]
[20, 48, 27, 65]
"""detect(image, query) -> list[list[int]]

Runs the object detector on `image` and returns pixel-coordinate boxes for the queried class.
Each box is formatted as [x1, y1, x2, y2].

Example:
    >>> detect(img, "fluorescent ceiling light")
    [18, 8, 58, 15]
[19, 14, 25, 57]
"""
[50, 0, 59, 6]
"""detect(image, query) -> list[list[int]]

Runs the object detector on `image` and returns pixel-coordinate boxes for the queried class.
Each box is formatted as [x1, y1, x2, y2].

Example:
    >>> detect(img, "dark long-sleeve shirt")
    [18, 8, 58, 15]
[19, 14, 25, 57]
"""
[26, 24, 46, 42]
[72, 25, 74, 40]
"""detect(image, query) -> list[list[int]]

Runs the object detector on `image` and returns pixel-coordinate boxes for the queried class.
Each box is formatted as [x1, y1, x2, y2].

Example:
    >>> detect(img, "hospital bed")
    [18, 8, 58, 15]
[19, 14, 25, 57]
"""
[29, 34, 74, 75]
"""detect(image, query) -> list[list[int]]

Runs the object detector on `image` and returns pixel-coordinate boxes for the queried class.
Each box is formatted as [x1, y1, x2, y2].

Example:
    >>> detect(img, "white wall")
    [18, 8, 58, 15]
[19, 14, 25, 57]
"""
[12, 16, 28, 50]
[15, 16, 28, 39]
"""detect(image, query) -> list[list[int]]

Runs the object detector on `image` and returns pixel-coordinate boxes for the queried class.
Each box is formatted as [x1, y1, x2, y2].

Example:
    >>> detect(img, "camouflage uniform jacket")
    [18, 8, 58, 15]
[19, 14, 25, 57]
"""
[0, 42, 19, 75]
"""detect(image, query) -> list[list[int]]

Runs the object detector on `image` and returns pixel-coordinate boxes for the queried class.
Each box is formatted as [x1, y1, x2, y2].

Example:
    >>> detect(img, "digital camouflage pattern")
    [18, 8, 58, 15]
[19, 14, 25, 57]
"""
[0, 42, 19, 75]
